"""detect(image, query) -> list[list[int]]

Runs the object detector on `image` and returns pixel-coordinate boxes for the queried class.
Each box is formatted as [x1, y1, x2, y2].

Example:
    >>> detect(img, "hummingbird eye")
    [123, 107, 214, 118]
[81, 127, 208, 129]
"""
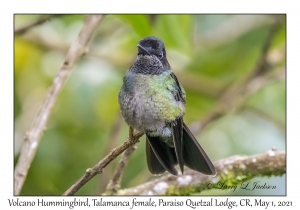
[158, 52, 163, 59]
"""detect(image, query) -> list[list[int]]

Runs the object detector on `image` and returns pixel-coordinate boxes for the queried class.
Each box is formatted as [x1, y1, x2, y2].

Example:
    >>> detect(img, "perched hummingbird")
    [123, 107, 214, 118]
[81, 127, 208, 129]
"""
[118, 36, 216, 176]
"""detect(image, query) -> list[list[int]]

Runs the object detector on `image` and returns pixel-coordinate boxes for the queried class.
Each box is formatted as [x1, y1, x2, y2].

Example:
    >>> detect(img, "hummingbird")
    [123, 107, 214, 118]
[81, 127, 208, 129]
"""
[118, 36, 216, 176]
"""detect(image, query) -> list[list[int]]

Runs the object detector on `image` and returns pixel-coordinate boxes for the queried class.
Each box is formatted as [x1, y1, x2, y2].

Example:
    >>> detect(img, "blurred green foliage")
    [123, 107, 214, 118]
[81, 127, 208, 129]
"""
[14, 14, 286, 195]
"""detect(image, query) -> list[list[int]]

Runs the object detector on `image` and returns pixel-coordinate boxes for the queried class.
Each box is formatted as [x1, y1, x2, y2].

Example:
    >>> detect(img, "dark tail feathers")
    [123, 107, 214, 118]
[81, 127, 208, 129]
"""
[146, 122, 216, 176]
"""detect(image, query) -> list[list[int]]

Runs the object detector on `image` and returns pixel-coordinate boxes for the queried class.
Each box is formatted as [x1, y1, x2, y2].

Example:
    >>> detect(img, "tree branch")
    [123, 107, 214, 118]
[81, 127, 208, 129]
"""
[105, 144, 138, 195]
[63, 128, 144, 196]
[115, 150, 285, 195]
[15, 14, 61, 35]
[14, 15, 104, 195]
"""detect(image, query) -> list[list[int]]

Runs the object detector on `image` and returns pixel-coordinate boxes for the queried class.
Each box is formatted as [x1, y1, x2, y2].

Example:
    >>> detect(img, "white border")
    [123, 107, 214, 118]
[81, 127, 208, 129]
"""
[1, 0, 298, 209]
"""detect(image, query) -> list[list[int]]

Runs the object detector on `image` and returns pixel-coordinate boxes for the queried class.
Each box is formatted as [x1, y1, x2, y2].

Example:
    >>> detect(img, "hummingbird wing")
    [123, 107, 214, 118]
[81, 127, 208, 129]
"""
[182, 122, 216, 175]
[170, 72, 185, 103]
[146, 135, 178, 175]
[169, 72, 185, 174]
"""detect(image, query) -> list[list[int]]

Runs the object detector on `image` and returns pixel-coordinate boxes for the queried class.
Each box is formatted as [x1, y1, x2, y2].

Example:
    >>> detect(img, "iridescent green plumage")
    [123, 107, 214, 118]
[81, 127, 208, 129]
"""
[121, 70, 185, 123]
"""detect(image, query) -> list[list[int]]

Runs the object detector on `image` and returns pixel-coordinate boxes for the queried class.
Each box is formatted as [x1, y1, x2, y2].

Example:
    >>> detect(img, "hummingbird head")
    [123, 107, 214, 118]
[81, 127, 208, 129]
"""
[131, 36, 170, 74]
[137, 36, 165, 58]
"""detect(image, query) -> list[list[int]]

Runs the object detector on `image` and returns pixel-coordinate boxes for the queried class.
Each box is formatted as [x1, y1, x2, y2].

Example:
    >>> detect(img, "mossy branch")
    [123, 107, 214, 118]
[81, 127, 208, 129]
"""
[113, 150, 285, 195]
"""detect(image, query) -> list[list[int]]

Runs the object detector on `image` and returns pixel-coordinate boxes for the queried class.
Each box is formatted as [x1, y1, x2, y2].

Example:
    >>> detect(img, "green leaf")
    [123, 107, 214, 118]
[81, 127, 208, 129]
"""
[154, 15, 192, 54]
[115, 15, 152, 38]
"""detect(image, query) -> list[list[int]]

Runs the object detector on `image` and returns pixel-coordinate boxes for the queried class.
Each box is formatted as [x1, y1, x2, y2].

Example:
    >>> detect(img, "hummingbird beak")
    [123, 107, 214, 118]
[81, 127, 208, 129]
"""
[137, 44, 151, 55]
